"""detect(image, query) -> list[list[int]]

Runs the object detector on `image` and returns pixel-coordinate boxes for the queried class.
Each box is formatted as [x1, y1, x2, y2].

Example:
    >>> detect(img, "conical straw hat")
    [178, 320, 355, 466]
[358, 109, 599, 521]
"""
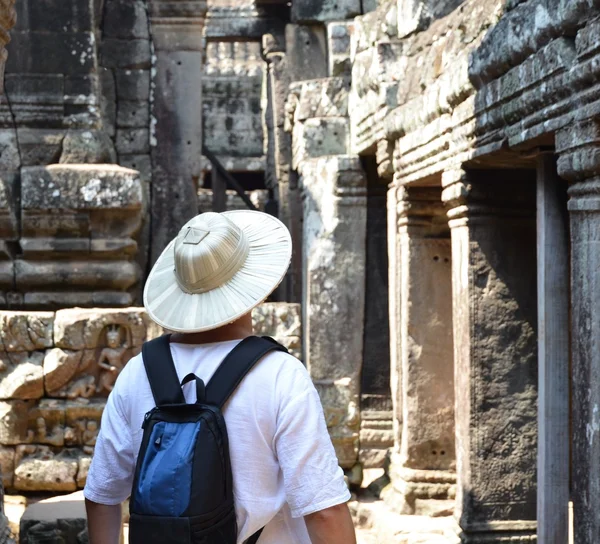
[144, 210, 292, 332]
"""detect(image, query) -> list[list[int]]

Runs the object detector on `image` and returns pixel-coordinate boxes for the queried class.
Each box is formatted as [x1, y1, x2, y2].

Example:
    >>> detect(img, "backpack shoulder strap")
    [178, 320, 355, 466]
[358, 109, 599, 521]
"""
[142, 334, 186, 406]
[206, 336, 288, 408]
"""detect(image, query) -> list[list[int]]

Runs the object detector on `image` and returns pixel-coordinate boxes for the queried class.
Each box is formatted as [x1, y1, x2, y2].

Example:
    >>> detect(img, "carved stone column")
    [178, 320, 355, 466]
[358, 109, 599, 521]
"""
[442, 168, 538, 543]
[387, 186, 455, 515]
[300, 155, 366, 471]
[556, 118, 600, 544]
[262, 33, 301, 303]
[387, 183, 402, 451]
[148, 0, 207, 263]
[536, 152, 569, 544]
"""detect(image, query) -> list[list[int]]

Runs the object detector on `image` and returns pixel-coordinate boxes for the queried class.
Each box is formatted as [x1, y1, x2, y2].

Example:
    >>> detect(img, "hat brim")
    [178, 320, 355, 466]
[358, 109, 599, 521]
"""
[143, 210, 292, 333]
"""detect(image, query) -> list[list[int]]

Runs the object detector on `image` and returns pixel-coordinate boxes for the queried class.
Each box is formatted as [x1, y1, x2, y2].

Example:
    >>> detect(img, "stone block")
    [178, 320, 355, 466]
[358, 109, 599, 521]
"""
[19, 491, 89, 544]
[59, 128, 117, 164]
[103, 0, 149, 39]
[316, 381, 360, 468]
[291, 0, 361, 23]
[119, 154, 151, 182]
[15, 126, 60, 166]
[285, 25, 328, 82]
[15, 162, 143, 305]
[0, 401, 35, 445]
[0, 312, 54, 352]
[295, 78, 350, 121]
[0, 400, 66, 447]
[0, 175, 18, 273]
[99, 68, 117, 138]
[44, 349, 84, 398]
[117, 101, 150, 128]
[293, 118, 349, 167]
[29, 400, 66, 447]
[6, 31, 96, 76]
[115, 69, 150, 101]
[16, 128, 65, 166]
[327, 22, 354, 76]
[15, 261, 140, 291]
[64, 74, 97, 101]
[100, 39, 151, 69]
[0, 351, 44, 400]
[0, 446, 14, 489]
[21, 163, 142, 219]
[54, 308, 153, 350]
[15, 0, 93, 33]
[65, 399, 104, 447]
[116, 128, 150, 154]
[14, 446, 78, 492]
[397, 0, 430, 39]
[252, 303, 302, 337]
[46, 346, 140, 401]
[77, 455, 92, 488]
[0, 132, 20, 172]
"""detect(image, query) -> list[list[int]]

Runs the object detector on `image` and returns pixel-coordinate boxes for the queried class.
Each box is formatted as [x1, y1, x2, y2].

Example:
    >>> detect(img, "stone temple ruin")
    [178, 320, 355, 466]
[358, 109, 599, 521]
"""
[1, 0, 600, 542]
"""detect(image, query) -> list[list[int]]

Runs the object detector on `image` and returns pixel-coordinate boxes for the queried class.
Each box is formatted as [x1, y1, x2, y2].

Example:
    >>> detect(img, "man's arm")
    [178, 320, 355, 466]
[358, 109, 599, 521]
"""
[304, 502, 357, 544]
[85, 499, 122, 544]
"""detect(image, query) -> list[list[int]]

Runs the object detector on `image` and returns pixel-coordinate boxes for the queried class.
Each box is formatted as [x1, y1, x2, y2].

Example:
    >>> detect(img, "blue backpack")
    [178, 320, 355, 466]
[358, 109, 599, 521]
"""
[128, 334, 288, 544]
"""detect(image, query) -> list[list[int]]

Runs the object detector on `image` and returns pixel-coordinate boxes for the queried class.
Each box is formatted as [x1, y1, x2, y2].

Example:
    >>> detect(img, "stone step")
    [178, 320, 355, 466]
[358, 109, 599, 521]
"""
[19, 491, 127, 544]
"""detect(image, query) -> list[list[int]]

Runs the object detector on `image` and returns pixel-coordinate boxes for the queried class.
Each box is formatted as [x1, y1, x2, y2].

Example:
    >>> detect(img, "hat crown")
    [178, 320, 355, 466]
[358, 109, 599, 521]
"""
[173, 213, 249, 294]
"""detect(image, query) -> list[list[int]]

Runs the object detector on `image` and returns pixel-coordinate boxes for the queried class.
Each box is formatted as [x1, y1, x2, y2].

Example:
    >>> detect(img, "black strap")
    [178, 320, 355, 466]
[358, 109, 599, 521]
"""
[205, 336, 288, 408]
[182, 373, 207, 404]
[142, 335, 287, 408]
[245, 528, 263, 544]
[142, 334, 185, 406]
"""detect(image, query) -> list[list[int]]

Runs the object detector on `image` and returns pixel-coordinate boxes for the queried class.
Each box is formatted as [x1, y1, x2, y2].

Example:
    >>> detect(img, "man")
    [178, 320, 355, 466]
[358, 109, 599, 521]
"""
[84, 210, 357, 544]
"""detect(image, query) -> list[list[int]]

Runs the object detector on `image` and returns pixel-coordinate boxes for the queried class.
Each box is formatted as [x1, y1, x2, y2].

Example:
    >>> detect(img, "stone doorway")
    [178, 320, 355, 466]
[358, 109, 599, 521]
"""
[359, 156, 393, 470]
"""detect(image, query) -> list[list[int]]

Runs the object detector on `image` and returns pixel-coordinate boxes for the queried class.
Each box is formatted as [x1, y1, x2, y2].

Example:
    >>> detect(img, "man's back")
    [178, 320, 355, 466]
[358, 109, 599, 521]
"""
[84, 339, 350, 544]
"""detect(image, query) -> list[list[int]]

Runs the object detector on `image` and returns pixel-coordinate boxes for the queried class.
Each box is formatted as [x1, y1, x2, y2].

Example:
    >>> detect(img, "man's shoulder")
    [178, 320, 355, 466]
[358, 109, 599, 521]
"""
[256, 348, 314, 397]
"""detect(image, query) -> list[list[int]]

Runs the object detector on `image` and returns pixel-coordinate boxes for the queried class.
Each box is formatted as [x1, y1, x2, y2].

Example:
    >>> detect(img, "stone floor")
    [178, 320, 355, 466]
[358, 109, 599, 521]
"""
[3, 472, 576, 543]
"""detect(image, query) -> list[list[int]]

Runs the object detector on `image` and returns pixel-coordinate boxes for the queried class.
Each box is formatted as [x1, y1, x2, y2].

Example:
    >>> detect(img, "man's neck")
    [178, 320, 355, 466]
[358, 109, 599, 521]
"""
[169, 313, 253, 345]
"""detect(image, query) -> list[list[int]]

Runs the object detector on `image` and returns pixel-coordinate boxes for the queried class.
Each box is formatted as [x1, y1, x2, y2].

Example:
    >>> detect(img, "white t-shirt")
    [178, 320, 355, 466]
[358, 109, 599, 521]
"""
[84, 339, 350, 543]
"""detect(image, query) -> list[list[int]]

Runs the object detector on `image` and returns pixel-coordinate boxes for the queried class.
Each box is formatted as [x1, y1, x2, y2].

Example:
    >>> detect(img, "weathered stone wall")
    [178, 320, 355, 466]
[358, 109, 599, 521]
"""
[317, 0, 600, 539]
[0, 303, 300, 494]
[2, 0, 210, 302]
[202, 41, 265, 166]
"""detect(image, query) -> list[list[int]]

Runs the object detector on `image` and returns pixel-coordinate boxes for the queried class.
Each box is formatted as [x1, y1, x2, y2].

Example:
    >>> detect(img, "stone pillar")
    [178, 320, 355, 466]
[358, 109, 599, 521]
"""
[148, 0, 207, 263]
[388, 186, 455, 515]
[360, 161, 392, 469]
[442, 168, 538, 543]
[387, 183, 402, 458]
[301, 155, 366, 471]
[262, 33, 301, 303]
[556, 118, 600, 543]
[536, 153, 569, 544]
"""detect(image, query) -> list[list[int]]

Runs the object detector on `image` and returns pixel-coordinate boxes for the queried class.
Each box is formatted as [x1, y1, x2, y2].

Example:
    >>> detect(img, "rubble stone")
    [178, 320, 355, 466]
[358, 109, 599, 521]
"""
[14, 446, 78, 492]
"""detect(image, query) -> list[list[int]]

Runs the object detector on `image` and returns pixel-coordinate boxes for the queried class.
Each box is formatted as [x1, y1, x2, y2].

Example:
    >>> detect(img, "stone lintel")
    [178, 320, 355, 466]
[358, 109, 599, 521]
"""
[441, 168, 537, 226]
[148, 0, 207, 51]
[397, 186, 445, 231]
